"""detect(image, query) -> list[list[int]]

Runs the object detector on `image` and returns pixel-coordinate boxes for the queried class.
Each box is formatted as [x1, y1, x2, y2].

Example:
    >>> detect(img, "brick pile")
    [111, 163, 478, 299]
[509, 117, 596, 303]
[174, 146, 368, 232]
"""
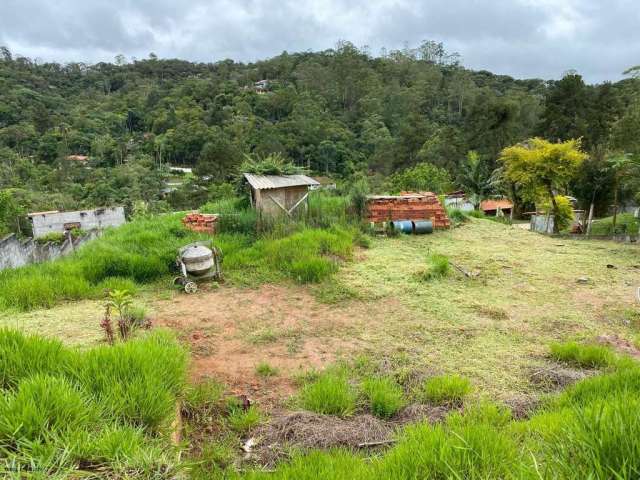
[366, 192, 450, 229]
[182, 212, 218, 234]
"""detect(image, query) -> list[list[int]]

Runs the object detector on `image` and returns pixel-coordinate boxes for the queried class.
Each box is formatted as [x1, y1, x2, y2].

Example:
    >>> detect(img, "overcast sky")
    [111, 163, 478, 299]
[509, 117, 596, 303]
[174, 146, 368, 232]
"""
[1, 0, 638, 83]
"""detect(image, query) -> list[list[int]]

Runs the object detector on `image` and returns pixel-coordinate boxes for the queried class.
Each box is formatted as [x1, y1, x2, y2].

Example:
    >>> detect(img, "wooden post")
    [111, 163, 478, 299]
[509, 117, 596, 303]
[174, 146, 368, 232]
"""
[586, 201, 594, 237]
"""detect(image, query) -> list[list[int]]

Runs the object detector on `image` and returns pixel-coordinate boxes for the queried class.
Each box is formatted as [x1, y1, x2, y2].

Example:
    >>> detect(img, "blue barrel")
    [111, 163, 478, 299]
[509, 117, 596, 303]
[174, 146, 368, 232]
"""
[390, 220, 413, 234]
[412, 220, 433, 234]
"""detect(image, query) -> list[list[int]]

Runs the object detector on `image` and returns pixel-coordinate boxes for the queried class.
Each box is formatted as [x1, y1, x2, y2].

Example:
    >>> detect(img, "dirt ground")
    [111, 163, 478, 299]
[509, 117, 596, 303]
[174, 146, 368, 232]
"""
[153, 284, 406, 407]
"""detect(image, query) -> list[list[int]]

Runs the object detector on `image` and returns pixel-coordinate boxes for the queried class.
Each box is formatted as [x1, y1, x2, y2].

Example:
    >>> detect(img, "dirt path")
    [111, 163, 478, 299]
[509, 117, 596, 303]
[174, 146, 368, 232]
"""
[152, 284, 395, 408]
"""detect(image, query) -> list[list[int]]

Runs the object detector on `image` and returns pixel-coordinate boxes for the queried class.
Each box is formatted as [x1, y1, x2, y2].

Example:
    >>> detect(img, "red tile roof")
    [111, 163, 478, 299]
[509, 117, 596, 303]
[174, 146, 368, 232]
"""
[480, 199, 513, 211]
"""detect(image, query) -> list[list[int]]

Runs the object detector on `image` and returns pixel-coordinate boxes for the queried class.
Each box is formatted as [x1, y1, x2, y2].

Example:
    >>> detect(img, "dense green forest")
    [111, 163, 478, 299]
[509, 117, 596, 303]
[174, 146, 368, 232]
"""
[1, 41, 639, 235]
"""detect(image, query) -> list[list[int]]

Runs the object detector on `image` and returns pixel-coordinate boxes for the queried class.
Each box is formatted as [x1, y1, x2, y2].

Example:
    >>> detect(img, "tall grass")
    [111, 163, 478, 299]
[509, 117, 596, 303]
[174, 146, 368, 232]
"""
[421, 374, 471, 405]
[361, 376, 405, 419]
[550, 341, 614, 368]
[0, 329, 187, 476]
[300, 368, 357, 416]
[0, 198, 358, 311]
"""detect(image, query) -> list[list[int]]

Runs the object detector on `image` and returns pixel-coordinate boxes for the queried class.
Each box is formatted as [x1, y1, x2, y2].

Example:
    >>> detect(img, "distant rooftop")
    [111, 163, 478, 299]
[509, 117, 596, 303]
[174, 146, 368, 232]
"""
[243, 173, 319, 190]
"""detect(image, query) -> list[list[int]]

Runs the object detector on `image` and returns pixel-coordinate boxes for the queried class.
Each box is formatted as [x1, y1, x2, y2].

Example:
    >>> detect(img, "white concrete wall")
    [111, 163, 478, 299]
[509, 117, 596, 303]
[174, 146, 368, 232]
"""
[29, 207, 125, 238]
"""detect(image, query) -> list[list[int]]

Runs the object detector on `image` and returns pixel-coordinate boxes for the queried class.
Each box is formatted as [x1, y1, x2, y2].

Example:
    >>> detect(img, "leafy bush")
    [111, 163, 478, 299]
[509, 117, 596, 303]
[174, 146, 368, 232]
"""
[300, 369, 357, 416]
[550, 341, 614, 368]
[361, 377, 405, 418]
[540, 195, 574, 232]
[466, 209, 486, 218]
[387, 162, 452, 194]
[239, 152, 306, 175]
[446, 208, 468, 224]
[421, 375, 471, 405]
[420, 253, 451, 281]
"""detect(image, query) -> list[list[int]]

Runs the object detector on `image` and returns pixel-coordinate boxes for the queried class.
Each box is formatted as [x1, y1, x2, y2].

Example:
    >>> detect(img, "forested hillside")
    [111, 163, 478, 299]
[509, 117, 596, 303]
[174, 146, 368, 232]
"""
[1, 42, 638, 234]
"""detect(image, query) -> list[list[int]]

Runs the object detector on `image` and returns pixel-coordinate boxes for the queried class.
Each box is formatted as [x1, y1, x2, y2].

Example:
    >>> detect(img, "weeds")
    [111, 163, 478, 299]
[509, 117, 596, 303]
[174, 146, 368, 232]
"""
[256, 362, 279, 377]
[421, 374, 471, 405]
[227, 403, 262, 434]
[420, 253, 451, 281]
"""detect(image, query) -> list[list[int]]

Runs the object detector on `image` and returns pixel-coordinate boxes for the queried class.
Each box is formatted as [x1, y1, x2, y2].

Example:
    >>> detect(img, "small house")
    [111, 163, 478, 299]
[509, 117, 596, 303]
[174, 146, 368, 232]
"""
[444, 190, 475, 212]
[480, 199, 513, 217]
[28, 207, 126, 238]
[243, 173, 319, 216]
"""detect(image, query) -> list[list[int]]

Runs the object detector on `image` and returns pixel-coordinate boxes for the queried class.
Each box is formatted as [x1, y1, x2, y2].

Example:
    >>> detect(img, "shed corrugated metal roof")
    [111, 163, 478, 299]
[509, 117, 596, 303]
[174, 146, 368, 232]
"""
[243, 173, 319, 190]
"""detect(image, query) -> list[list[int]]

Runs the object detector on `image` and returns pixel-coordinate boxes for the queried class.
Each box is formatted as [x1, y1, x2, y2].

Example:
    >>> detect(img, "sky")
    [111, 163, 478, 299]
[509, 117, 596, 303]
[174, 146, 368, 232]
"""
[1, 0, 638, 83]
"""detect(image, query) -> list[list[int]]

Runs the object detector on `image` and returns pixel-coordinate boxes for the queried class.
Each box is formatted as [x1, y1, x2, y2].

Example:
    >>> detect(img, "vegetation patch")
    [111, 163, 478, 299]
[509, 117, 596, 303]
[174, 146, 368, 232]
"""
[300, 368, 357, 416]
[419, 253, 451, 281]
[550, 341, 615, 369]
[0, 328, 187, 476]
[361, 376, 406, 419]
[421, 375, 471, 406]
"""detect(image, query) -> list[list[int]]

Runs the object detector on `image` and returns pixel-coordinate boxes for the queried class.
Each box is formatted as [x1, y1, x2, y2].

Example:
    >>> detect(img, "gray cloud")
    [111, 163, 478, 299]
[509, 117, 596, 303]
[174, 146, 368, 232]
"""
[0, 0, 638, 82]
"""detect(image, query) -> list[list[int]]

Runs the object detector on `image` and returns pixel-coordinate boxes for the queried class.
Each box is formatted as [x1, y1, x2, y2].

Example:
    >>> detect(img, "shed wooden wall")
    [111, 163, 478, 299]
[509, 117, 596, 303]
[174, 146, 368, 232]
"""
[254, 186, 309, 215]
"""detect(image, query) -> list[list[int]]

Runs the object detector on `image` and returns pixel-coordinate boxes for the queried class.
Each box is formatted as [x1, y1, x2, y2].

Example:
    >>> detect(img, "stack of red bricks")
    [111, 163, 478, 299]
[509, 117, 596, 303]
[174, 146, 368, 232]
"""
[182, 213, 219, 234]
[366, 192, 450, 229]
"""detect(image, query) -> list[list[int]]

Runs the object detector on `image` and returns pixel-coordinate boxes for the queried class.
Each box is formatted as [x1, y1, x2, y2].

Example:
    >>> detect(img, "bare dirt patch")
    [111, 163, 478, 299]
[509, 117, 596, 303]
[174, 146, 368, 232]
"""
[153, 284, 395, 408]
[596, 334, 640, 359]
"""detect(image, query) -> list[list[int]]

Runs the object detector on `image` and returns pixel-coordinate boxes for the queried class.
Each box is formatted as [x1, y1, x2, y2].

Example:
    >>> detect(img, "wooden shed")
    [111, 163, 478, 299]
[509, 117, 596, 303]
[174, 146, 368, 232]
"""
[243, 173, 319, 216]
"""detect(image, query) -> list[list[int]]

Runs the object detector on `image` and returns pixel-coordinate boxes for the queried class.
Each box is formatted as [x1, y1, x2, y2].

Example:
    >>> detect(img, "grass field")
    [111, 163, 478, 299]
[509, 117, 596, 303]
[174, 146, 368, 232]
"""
[2, 215, 640, 478]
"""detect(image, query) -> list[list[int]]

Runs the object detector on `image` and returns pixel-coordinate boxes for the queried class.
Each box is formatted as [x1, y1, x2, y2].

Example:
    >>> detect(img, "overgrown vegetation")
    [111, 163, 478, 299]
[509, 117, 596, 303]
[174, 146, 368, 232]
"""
[550, 341, 615, 368]
[361, 376, 405, 419]
[420, 253, 451, 281]
[0, 328, 187, 477]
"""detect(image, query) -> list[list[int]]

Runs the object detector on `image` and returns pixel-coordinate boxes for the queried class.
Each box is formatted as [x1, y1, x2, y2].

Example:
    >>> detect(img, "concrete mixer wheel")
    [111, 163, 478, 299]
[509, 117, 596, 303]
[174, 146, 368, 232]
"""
[184, 281, 198, 294]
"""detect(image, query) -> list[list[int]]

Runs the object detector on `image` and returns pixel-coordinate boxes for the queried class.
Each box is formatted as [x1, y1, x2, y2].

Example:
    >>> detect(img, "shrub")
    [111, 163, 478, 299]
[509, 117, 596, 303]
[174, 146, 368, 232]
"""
[387, 162, 452, 194]
[34, 232, 66, 244]
[300, 369, 357, 416]
[420, 253, 451, 281]
[550, 341, 614, 368]
[421, 375, 471, 405]
[256, 362, 279, 377]
[361, 377, 405, 418]
[540, 195, 574, 232]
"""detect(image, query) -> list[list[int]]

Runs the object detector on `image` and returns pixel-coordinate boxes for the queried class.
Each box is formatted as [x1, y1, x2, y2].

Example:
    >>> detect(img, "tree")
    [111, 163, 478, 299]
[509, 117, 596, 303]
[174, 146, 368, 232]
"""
[387, 162, 452, 194]
[458, 151, 494, 207]
[500, 138, 587, 232]
[538, 73, 588, 142]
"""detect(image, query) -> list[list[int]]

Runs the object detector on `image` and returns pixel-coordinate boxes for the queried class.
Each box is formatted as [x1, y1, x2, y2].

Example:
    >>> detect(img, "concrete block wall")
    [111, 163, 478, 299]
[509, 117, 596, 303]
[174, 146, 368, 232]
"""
[29, 207, 125, 238]
[0, 231, 100, 271]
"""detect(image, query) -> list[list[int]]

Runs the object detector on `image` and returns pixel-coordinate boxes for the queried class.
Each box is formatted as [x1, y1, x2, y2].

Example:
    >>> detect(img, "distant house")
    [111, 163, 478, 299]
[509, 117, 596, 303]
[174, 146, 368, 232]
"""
[243, 173, 319, 216]
[310, 176, 337, 190]
[444, 190, 475, 212]
[254, 80, 270, 94]
[480, 199, 513, 217]
[27, 207, 125, 238]
[66, 154, 89, 165]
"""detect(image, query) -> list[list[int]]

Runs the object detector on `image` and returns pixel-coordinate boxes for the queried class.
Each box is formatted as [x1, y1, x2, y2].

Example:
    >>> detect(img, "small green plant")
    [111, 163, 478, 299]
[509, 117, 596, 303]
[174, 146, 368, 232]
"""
[421, 375, 471, 405]
[256, 361, 279, 377]
[300, 368, 357, 416]
[550, 342, 614, 368]
[421, 253, 451, 281]
[34, 232, 66, 245]
[227, 402, 262, 433]
[361, 376, 405, 418]
[183, 380, 225, 415]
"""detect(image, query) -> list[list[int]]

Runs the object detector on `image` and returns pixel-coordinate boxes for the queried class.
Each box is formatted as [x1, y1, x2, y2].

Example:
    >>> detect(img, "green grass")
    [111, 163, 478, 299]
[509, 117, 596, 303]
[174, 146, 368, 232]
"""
[421, 374, 471, 405]
[590, 213, 639, 236]
[420, 253, 451, 281]
[227, 403, 262, 434]
[361, 376, 405, 418]
[550, 341, 615, 368]
[256, 361, 279, 377]
[0, 328, 187, 476]
[239, 354, 640, 479]
[0, 209, 356, 311]
[300, 368, 357, 416]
